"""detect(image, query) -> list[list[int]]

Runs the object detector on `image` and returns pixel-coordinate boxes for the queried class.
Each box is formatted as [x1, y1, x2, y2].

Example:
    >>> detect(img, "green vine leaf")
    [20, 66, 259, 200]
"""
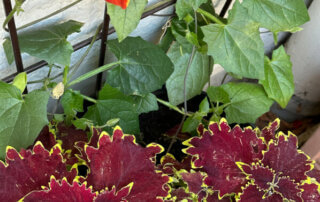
[259, 46, 294, 108]
[0, 82, 49, 159]
[220, 82, 273, 123]
[3, 20, 83, 66]
[176, 0, 208, 20]
[182, 98, 209, 133]
[242, 0, 309, 33]
[61, 89, 84, 117]
[12, 72, 27, 93]
[207, 86, 230, 104]
[107, 37, 174, 95]
[108, 0, 148, 42]
[166, 42, 210, 105]
[132, 93, 159, 114]
[84, 84, 139, 134]
[202, 1, 264, 79]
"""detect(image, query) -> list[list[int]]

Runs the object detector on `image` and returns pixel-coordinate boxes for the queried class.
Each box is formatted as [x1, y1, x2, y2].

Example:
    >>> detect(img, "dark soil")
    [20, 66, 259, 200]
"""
[139, 88, 206, 162]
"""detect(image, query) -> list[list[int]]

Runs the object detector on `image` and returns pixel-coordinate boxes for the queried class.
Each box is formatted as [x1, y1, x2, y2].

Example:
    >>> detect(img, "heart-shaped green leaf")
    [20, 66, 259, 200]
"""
[220, 82, 273, 123]
[108, 0, 148, 42]
[242, 0, 309, 33]
[259, 46, 294, 108]
[0, 82, 49, 159]
[4, 20, 83, 66]
[166, 42, 210, 105]
[107, 37, 174, 95]
[202, 2, 264, 79]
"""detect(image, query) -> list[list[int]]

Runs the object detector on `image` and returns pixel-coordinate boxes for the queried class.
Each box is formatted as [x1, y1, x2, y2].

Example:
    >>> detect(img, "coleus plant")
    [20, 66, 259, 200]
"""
[1, 119, 319, 201]
[1, 125, 170, 201]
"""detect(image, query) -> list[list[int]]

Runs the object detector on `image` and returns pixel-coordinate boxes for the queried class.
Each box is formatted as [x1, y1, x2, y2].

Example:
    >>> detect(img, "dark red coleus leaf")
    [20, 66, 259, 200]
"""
[274, 177, 302, 202]
[56, 123, 89, 165]
[159, 153, 192, 176]
[237, 133, 315, 201]
[262, 133, 312, 182]
[307, 168, 320, 183]
[238, 163, 303, 201]
[84, 127, 169, 201]
[300, 183, 320, 202]
[259, 119, 279, 143]
[31, 124, 90, 166]
[168, 187, 191, 202]
[0, 142, 77, 201]
[106, 0, 130, 9]
[183, 119, 266, 197]
[56, 123, 88, 153]
[179, 170, 206, 198]
[206, 191, 231, 202]
[75, 127, 101, 164]
[238, 184, 282, 202]
[22, 178, 96, 202]
[31, 125, 57, 150]
[95, 183, 132, 202]
[237, 163, 274, 190]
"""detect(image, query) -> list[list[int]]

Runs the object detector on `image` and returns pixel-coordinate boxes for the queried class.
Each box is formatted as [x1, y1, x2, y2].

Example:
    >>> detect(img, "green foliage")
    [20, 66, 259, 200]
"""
[132, 93, 159, 114]
[166, 42, 210, 105]
[202, 2, 264, 79]
[176, 0, 208, 19]
[3, 20, 83, 66]
[107, 0, 148, 42]
[207, 86, 230, 104]
[259, 46, 294, 108]
[12, 72, 27, 93]
[182, 98, 209, 133]
[0, 82, 49, 159]
[106, 37, 174, 95]
[84, 84, 139, 134]
[61, 89, 84, 122]
[208, 83, 273, 123]
[242, 0, 310, 34]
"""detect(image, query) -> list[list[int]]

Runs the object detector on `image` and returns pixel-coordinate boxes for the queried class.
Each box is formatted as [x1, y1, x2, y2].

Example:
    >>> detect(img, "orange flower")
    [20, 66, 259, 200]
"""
[106, 0, 130, 9]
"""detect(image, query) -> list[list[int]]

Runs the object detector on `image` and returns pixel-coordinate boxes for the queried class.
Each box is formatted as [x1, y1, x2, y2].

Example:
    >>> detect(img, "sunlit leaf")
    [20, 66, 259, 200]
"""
[242, 0, 310, 33]
[0, 82, 49, 159]
[202, 2, 264, 79]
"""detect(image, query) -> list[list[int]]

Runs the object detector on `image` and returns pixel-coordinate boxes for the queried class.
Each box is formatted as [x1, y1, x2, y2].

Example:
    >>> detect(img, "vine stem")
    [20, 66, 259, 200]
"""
[67, 61, 121, 87]
[167, 12, 198, 154]
[157, 98, 192, 117]
[167, 45, 196, 154]
[2, 0, 24, 30]
[79, 93, 97, 104]
[68, 23, 102, 80]
[197, 8, 225, 25]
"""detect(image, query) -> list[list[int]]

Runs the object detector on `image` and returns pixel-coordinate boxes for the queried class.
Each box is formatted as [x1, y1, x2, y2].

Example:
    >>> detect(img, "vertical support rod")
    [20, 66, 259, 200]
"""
[219, 0, 232, 17]
[96, 3, 110, 94]
[3, 0, 27, 93]
[3, 0, 24, 73]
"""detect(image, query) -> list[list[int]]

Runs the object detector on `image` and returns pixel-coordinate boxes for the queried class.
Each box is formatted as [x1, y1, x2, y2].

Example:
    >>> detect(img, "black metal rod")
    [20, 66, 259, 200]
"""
[2, 0, 176, 83]
[219, 0, 232, 17]
[3, 0, 24, 73]
[96, 4, 110, 93]
[3, 0, 28, 93]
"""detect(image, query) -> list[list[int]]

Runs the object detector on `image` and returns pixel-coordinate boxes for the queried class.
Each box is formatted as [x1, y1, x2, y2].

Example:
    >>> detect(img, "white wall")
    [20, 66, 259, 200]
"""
[272, 0, 320, 121]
